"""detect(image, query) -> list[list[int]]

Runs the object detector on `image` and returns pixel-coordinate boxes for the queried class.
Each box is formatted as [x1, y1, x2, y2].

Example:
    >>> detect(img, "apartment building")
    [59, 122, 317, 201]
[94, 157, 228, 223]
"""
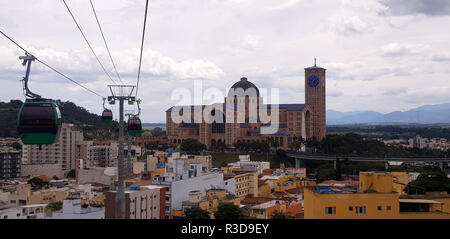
[105, 185, 165, 219]
[181, 189, 240, 218]
[0, 147, 21, 179]
[21, 123, 84, 176]
[304, 172, 450, 219]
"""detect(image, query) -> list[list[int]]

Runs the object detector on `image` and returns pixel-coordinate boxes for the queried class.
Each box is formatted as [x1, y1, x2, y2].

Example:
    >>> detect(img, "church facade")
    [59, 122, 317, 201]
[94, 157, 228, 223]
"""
[166, 62, 326, 149]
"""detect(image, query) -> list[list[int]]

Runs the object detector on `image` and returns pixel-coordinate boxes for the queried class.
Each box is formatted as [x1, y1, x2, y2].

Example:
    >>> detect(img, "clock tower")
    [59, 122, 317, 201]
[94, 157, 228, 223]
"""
[305, 59, 326, 140]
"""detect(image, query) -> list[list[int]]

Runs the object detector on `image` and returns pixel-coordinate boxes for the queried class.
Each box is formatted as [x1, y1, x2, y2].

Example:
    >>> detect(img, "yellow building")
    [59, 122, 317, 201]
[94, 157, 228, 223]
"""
[258, 181, 271, 197]
[359, 171, 413, 195]
[8, 184, 68, 206]
[304, 172, 450, 219]
[225, 172, 258, 198]
[250, 200, 303, 219]
[182, 189, 240, 219]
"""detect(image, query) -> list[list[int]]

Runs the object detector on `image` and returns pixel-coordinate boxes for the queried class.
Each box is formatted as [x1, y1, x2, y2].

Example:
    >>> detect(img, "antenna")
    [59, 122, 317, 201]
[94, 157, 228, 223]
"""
[314, 57, 317, 67]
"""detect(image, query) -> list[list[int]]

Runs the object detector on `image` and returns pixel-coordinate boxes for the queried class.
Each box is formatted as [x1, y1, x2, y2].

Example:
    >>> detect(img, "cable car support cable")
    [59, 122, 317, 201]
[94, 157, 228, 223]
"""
[135, 0, 149, 98]
[62, 0, 119, 85]
[0, 30, 105, 99]
[89, 0, 124, 85]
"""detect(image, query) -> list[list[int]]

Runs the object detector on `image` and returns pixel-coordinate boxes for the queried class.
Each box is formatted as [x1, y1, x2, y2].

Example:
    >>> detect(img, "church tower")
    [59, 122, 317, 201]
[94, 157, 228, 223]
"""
[305, 59, 326, 140]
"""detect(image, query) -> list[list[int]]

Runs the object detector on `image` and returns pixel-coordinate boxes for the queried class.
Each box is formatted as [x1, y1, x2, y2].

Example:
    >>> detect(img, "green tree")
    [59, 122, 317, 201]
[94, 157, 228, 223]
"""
[184, 207, 211, 219]
[67, 169, 76, 178]
[270, 211, 294, 219]
[27, 177, 49, 190]
[46, 202, 63, 212]
[181, 138, 206, 152]
[405, 172, 450, 194]
[151, 127, 165, 136]
[214, 203, 244, 219]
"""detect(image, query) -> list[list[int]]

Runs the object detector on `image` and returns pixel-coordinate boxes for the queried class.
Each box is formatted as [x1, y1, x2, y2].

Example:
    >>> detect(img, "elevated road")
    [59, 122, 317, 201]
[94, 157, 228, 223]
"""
[285, 151, 450, 170]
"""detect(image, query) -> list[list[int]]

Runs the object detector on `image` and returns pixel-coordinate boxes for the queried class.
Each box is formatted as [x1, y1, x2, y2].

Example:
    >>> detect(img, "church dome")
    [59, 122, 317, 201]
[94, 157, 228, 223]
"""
[227, 77, 260, 98]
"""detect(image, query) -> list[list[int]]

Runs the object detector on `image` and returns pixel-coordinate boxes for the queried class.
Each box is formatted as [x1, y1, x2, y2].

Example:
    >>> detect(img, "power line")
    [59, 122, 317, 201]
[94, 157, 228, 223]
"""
[135, 0, 149, 97]
[62, 0, 118, 85]
[89, 0, 124, 85]
[0, 30, 105, 99]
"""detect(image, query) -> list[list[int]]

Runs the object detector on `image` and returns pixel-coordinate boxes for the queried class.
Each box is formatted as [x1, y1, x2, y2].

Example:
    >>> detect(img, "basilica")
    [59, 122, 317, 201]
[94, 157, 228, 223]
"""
[166, 62, 326, 149]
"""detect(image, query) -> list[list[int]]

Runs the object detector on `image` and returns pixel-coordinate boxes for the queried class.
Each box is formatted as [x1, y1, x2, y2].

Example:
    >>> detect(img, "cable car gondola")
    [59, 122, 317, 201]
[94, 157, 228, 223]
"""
[16, 54, 63, 145]
[127, 116, 142, 137]
[102, 109, 113, 122]
[127, 99, 142, 137]
[18, 99, 62, 145]
[102, 98, 113, 122]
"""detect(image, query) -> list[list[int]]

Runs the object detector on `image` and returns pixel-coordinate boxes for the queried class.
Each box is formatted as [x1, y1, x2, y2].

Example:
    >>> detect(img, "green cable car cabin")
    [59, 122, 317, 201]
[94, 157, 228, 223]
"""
[102, 109, 113, 122]
[17, 100, 62, 145]
[127, 116, 142, 137]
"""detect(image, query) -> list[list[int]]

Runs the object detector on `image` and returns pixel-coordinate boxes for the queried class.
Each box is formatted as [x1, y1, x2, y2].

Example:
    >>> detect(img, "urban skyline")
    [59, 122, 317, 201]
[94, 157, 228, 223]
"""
[1, 0, 450, 123]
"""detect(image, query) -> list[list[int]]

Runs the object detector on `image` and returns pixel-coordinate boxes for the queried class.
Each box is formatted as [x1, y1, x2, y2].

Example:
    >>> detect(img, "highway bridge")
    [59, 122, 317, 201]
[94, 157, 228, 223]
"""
[285, 151, 450, 170]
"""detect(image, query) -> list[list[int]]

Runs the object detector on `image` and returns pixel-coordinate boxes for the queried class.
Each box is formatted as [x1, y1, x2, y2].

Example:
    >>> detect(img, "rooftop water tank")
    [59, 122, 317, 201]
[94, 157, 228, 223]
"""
[129, 184, 140, 191]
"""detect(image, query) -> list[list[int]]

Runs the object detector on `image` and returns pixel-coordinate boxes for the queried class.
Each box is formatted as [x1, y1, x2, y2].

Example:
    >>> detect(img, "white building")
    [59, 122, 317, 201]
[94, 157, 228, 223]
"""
[227, 155, 270, 174]
[0, 203, 46, 219]
[46, 198, 104, 219]
[151, 152, 224, 218]
[77, 167, 118, 187]
[77, 141, 119, 168]
[408, 135, 428, 149]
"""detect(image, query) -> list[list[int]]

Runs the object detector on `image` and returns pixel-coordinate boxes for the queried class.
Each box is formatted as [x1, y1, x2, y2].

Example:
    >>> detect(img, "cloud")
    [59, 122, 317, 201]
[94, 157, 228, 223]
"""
[378, 0, 450, 16]
[431, 52, 450, 62]
[331, 16, 370, 35]
[380, 43, 428, 57]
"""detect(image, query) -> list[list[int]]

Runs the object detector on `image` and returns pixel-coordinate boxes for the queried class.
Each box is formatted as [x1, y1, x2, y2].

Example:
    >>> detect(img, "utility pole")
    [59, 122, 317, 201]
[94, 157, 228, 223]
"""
[108, 85, 135, 219]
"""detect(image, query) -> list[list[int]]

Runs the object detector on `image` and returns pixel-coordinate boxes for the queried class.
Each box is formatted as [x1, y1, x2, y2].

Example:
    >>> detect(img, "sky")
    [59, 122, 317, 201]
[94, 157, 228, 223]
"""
[0, 0, 449, 123]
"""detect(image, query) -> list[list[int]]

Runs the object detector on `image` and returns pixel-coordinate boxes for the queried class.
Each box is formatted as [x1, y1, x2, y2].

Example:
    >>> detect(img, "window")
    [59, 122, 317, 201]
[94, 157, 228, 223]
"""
[349, 206, 353, 211]
[356, 206, 366, 214]
[387, 206, 391, 211]
[325, 207, 336, 215]
[377, 206, 382, 211]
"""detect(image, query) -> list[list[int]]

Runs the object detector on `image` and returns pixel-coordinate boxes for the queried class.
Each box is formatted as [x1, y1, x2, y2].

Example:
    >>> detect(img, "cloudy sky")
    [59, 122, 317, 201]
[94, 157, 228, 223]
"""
[1, 0, 450, 122]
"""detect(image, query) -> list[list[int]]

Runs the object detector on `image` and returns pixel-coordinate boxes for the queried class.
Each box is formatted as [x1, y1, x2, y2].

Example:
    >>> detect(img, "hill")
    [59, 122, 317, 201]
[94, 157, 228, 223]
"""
[0, 100, 119, 140]
[327, 103, 450, 125]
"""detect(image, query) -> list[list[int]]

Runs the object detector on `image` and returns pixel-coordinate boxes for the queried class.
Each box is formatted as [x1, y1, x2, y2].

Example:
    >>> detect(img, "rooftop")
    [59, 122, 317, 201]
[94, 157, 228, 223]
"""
[251, 200, 284, 209]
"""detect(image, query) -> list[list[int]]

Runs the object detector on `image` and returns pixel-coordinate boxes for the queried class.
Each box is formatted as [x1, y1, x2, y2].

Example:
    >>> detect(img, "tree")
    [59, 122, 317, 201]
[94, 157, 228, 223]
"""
[404, 172, 450, 194]
[214, 203, 243, 219]
[67, 169, 76, 178]
[271, 211, 294, 219]
[305, 137, 320, 152]
[184, 207, 211, 219]
[27, 177, 49, 190]
[46, 202, 63, 212]
[181, 138, 206, 152]
[151, 127, 165, 136]
[53, 176, 59, 180]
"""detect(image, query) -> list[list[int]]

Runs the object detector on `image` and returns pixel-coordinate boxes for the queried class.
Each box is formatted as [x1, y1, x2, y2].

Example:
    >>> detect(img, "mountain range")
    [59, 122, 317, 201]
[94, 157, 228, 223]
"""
[327, 103, 450, 125]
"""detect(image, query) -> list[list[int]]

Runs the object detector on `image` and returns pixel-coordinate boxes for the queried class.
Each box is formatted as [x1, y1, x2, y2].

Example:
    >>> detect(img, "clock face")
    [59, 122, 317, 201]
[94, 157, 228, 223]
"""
[308, 75, 319, 88]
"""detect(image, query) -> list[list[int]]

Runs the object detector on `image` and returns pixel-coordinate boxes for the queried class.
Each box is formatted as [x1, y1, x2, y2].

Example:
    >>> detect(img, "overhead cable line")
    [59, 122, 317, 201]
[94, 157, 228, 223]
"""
[89, 0, 124, 85]
[0, 30, 105, 99]
[135, 0, 149, 97]
[62, 0, 119, 85]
